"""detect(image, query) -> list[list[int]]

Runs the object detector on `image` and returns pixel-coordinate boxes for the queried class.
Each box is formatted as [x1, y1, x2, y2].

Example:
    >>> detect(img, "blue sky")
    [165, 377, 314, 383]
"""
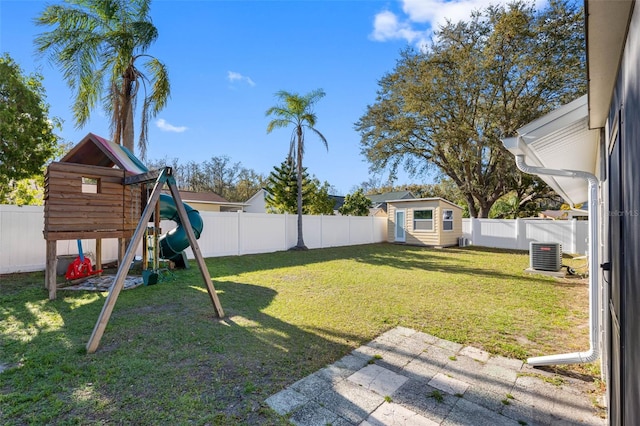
[0, 0, 532, 195]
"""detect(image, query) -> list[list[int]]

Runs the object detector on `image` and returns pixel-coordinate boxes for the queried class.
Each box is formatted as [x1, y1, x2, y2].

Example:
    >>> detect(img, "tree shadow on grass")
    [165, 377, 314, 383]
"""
[206, 243, 551, 285]
[0, 272, 362, 424]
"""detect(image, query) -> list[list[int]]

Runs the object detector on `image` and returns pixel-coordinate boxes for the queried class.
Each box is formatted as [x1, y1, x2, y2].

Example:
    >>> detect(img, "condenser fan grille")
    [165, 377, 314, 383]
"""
[530, 242, 562, 272]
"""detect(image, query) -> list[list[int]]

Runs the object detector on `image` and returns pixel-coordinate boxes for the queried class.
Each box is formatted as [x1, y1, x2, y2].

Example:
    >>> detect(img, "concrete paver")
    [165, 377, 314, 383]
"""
[428, 373, 470, 396]
[265, 327, 606, 425]
[348, 364, 409, 396]
[364, 402, 439, 426]
[459, 346, 491, 363]
[265, 387, 308, 416]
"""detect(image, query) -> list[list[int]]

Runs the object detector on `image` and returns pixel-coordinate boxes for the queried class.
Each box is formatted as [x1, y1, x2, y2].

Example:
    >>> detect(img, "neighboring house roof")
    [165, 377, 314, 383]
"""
[245, 188, 269, 203]
[61, 133, 148, 175]
[539, 209, 588, 220]
[171, 190, 229, 204]
[367, 191, 415, 206]
[329, 195, 345, 211]
[386, 197, 463, 210]
[539, 210, 568, 220]
[162, 189, 246, 210]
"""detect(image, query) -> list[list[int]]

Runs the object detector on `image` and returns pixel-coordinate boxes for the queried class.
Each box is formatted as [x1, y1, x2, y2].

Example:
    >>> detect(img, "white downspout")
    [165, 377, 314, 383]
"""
[514, 155, 600, 366]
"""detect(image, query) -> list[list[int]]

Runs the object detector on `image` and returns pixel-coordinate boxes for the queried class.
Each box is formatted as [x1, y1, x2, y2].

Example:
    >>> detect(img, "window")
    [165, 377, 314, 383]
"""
[81, 177, 100, 194]
[413, 209, 433, 231]
[443, 209, 453, 231]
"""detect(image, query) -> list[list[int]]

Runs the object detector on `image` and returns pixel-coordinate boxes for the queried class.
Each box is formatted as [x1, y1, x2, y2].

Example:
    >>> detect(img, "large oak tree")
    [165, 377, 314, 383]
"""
[356, 0, 585, 217]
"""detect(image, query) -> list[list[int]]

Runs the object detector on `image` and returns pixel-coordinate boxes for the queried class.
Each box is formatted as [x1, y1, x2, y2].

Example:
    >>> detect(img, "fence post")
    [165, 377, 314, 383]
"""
[237, 210, 242, 256]
[515, 218, 526, 250]
[370, 215, 374, 243]
[470, 218, 478, 245]
[283, 213, 288, 250]
[571, 219, 577, 254]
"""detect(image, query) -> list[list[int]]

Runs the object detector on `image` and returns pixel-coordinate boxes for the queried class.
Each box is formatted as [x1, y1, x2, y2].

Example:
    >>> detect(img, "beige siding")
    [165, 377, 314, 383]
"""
[387, 204, 397, 241]
[438, 205, 462, 246]
[183, 202, 221, 212]
[387, 199, 463, 247]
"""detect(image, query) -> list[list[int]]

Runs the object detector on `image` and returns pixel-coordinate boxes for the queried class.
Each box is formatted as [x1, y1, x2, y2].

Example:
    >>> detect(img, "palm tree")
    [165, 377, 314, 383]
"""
[35, 0, 170, 159]
[266, 89, 327, 250]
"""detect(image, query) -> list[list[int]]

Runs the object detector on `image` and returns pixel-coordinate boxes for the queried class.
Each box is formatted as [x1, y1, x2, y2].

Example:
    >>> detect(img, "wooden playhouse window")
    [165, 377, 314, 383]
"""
[82, 177, 100, 194]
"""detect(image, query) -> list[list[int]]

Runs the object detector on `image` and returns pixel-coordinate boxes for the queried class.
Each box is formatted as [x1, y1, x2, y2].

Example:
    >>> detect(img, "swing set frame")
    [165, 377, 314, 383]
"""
[86, 167, 224, 353]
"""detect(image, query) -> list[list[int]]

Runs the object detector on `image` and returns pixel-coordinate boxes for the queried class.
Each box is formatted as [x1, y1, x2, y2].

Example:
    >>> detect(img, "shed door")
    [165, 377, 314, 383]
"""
[395, 210, 406, 242]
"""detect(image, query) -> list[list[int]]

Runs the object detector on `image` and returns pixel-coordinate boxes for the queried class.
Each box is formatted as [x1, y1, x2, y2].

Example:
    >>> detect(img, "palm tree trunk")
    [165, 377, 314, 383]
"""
[124, 105, 135, 153]
[295, 129, 306, 249]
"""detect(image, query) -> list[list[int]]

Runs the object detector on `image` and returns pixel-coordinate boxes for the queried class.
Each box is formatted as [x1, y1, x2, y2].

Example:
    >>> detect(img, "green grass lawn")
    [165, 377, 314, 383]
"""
[0, 243, 594, 424]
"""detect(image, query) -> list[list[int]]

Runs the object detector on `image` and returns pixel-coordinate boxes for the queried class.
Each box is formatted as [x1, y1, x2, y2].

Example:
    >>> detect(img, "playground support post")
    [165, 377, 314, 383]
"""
[167, 182, 225, 317]
[86, 167, 224, 354]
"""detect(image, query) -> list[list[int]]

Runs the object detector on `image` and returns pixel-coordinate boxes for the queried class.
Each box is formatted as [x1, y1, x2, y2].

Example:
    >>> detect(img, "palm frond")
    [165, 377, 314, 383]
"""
[266, 117, 294, 134]
[309, 126, 328, 152]
[35, 0, 169, 157]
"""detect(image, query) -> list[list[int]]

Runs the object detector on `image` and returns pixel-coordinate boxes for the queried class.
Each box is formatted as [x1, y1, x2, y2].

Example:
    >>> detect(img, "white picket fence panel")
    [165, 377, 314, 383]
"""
[462, 218, 589, 254]
[0, 204, 388, 274]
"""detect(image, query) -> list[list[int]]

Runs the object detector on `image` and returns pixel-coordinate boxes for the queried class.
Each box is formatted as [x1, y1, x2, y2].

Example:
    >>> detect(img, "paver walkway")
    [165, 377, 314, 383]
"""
[266, 327, 606, 425]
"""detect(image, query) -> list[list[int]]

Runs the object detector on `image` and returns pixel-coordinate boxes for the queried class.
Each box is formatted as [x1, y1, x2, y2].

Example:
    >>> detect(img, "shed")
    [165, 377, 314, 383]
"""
[386, 198, 463, 247]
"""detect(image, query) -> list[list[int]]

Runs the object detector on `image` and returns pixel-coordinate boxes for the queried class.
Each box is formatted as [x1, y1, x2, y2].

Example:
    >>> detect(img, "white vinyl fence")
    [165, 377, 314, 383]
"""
[0, 204, 590, 274]
[0, 205, 388, 274]
[462, 218, 589, 254]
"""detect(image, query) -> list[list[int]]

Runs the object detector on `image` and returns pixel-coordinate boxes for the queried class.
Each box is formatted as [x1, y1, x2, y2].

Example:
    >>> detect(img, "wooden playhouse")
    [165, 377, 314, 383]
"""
[43, 133, 147, 299]
[43, 133, 224, 353]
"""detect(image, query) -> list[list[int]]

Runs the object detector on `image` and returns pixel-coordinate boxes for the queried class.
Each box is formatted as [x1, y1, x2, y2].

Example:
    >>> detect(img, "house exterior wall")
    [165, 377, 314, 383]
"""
[244, 189, 268, 213]
[605, 4, 640, 424]
[386, 199, 462, 247]
[183, 202, 221, 212]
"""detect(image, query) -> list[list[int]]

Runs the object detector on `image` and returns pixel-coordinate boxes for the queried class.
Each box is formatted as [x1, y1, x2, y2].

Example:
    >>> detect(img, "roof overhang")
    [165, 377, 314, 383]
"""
[386, 197, 464, 210]
[502, 95, 599, 206]
[586, 0, 635, 128]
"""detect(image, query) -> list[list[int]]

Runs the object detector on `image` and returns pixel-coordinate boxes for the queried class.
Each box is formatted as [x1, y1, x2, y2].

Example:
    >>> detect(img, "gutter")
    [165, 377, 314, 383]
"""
[514, 154, 600, 365]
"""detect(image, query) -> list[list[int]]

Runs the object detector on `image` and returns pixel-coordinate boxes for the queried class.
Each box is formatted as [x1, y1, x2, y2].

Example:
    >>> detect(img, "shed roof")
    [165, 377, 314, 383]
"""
[61, 133, 148, 175]
[386, 197, 463, 210]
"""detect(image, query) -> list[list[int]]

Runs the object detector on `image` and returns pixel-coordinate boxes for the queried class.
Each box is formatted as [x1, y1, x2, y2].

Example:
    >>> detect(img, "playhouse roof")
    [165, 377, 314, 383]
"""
[61, 133, 148, 175]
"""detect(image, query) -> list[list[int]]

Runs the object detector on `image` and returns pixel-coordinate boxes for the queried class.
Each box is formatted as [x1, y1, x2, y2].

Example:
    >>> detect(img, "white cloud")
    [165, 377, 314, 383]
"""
[227, 71, 256, 87]
[401, 0, 494, 25]
[371, 10, 425, 43]
[156, 118, 187, 133]
[372, 0, 549, 48]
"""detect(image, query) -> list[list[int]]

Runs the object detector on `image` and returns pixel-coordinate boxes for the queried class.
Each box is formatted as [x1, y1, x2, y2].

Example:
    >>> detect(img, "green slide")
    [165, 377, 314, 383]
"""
[158, 194, 203, 264]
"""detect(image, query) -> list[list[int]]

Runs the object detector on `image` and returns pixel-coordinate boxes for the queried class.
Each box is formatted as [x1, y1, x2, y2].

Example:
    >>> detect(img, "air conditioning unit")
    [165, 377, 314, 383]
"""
[530, 242, 562, 272]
